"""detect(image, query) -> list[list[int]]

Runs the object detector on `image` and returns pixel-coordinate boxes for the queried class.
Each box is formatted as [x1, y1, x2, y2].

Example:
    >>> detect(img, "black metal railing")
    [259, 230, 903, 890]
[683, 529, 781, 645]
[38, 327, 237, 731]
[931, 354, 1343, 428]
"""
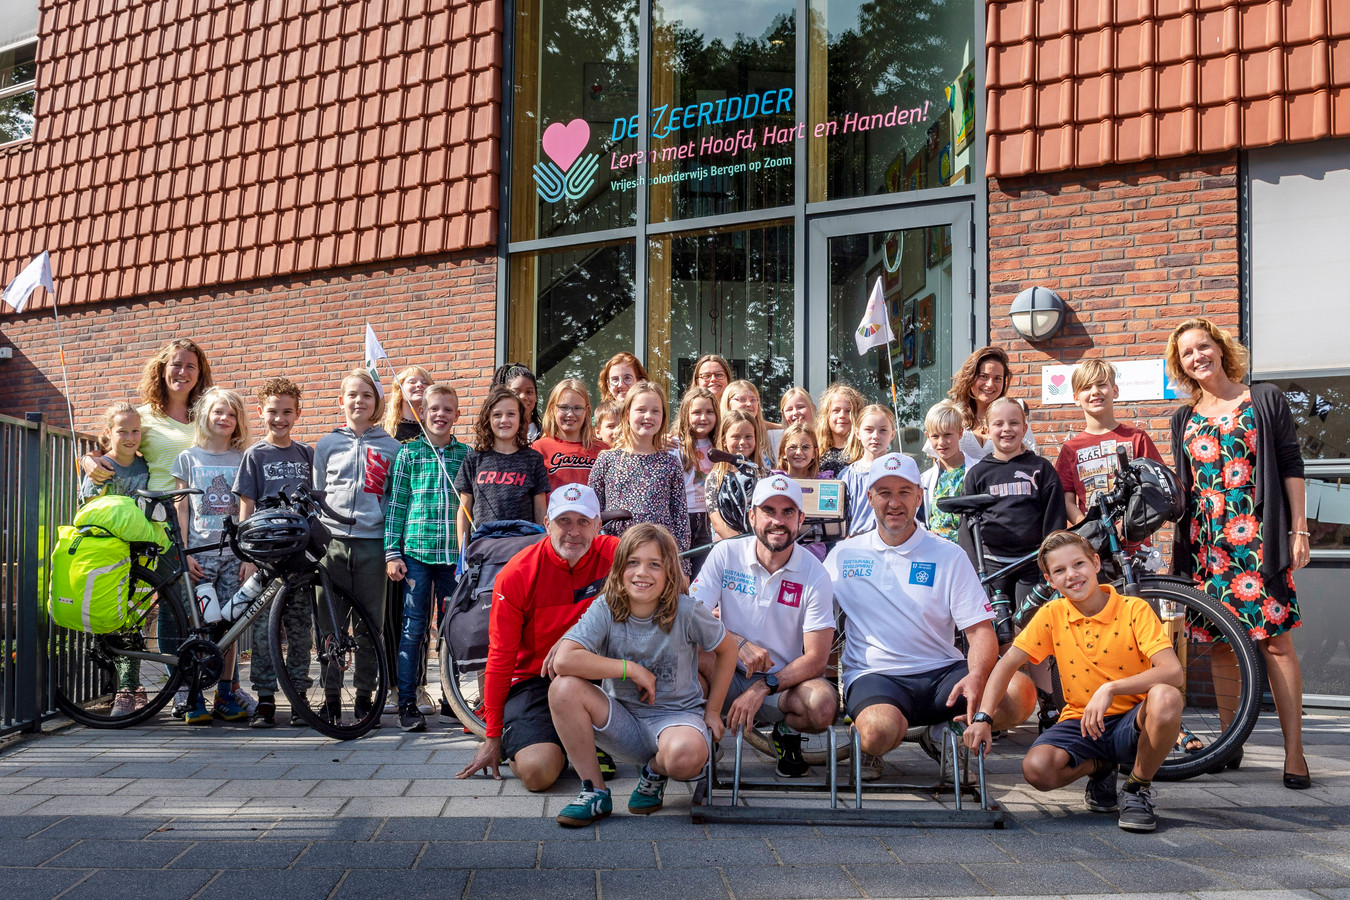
[0, 412, 96, 737]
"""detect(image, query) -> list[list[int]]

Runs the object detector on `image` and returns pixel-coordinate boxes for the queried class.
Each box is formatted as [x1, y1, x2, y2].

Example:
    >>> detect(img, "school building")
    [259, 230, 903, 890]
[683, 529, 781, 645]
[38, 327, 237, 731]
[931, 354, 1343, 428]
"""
[1, 0, 1348, 699]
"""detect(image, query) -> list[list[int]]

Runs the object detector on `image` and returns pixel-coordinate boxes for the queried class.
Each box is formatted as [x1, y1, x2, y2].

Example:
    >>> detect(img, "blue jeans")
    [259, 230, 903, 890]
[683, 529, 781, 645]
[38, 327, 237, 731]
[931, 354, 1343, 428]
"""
[397, 558, 456, 706]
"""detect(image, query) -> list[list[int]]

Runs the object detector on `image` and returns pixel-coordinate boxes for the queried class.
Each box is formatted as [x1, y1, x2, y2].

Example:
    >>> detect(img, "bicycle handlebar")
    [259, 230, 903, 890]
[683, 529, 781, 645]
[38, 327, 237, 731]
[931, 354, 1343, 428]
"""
[707, 448, 764, 472]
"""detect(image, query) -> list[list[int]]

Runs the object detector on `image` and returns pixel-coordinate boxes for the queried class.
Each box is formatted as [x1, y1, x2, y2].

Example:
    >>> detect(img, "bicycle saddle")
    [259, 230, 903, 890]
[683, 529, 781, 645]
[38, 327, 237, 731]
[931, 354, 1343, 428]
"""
[134, 488, 202, 502]
[934, 493, 998, 515]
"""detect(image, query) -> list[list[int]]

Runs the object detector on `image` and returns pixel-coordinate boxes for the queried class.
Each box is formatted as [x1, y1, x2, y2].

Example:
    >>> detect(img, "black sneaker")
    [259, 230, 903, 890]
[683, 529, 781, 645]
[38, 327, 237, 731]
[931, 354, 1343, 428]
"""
[596, 748, 617, 779]
[772, 725, 809, 777]
[1117, 784, 1157, 832]
[249, 698, 276, 729]
[1037, 706, 1060, 734]
[1085, 762, 1119, 813]
[288, 712, 308, 727]
[355, 693, 380, 727]
[320, 696, 342, 726]
[398, 704, 427, 733]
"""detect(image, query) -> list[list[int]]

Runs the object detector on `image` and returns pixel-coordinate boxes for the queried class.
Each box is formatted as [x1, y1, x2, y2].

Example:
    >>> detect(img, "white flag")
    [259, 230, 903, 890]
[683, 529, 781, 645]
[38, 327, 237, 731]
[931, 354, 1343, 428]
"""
[854, 277, 895, 356]
[2, 252, 55, 314]
[364, 323, 388, 397]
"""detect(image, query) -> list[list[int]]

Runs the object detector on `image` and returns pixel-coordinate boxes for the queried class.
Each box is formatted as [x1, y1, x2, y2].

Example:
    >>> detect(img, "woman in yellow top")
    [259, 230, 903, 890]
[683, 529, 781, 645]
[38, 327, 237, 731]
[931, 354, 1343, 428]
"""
[82, 339, 214, 490]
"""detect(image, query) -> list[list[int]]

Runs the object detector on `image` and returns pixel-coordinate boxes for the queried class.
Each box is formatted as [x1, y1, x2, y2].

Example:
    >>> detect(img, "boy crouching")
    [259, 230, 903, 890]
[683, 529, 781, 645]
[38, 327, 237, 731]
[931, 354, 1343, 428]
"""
[964, 531, 1183, 832]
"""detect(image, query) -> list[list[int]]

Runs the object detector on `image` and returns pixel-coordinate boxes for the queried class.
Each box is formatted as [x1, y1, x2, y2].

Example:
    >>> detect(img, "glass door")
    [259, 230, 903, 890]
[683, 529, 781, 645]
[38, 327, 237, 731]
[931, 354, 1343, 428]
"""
[807, 203, 975, 452]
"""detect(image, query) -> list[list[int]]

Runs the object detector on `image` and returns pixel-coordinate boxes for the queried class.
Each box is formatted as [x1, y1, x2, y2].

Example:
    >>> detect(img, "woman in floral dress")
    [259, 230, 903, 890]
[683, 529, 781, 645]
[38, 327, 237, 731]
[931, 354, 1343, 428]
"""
[1167, 318, 1311, 788]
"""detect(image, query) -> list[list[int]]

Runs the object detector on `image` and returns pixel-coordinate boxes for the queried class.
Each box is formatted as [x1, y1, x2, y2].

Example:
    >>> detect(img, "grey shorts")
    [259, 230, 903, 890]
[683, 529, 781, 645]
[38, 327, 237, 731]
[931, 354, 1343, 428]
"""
[721, 670, 785, 725]
[594, 697, 708, 765]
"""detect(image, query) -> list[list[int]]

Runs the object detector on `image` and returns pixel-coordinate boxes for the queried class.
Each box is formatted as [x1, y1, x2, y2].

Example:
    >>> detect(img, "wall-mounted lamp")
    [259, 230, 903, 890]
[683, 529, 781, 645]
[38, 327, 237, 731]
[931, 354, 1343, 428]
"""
[1009, 286, 1067, 341]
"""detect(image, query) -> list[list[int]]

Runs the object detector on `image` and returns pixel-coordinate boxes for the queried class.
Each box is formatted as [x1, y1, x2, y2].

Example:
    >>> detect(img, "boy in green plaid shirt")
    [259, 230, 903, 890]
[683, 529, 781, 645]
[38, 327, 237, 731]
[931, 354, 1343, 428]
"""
[384, 384, 469, 731]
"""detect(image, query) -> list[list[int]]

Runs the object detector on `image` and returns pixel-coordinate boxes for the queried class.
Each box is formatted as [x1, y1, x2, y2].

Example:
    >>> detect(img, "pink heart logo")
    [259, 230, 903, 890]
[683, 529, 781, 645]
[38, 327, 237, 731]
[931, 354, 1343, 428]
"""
[542, 119, 591, 173]
[1050, 374, 1065, 387]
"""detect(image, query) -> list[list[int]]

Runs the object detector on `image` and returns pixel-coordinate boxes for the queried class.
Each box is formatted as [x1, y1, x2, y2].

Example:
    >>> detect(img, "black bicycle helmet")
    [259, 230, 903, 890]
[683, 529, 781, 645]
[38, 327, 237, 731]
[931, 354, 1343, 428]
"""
[715, 471, 756, 535]
[1122, 457, 1185, 543]
[233, 509, 311, 564]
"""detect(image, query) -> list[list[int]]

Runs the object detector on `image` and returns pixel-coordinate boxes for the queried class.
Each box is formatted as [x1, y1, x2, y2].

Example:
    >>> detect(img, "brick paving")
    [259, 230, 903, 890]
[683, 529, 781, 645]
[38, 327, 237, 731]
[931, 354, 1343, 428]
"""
[0, 710, 1347, 899]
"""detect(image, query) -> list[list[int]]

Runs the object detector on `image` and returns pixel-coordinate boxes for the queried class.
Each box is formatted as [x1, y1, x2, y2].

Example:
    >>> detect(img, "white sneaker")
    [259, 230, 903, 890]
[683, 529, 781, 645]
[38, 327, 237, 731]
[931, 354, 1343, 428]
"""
[860, 753, 886, 782]
[415, 687, 435, 716]
[383, 692, 399, 715]
[171, 687, 189, 717]
[232, 687, 258, 716]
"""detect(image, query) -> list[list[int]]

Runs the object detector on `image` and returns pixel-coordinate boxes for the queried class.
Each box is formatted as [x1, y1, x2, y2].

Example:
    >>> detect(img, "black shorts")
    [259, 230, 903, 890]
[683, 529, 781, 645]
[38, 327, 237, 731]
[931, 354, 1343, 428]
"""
[1032, 705, 1142, 768]
[845, 661, 969, 727]
[500, 677, 561, 760]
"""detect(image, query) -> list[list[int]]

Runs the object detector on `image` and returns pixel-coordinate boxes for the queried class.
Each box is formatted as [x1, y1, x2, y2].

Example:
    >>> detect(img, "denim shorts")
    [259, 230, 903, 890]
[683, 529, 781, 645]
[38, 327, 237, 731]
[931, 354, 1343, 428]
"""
[1031, 705, 1142, 768]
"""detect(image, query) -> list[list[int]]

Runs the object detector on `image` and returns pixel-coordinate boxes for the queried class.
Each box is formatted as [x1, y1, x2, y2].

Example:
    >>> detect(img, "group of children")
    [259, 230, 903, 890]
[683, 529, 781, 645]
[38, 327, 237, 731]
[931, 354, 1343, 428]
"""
[79, 345, 1187, 830]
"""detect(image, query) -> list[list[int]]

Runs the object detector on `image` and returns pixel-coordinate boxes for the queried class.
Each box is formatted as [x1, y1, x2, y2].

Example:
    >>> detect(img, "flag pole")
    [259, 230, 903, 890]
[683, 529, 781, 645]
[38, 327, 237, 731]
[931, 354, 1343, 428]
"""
[882, 342, 903, 453]
[50, 296, 77, 434]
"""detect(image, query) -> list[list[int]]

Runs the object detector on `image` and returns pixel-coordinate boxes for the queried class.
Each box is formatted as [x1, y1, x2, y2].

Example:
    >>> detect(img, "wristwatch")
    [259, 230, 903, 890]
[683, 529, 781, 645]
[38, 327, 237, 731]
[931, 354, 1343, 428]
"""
[971, 711, 994, 726]
[762, 674, 780, 695]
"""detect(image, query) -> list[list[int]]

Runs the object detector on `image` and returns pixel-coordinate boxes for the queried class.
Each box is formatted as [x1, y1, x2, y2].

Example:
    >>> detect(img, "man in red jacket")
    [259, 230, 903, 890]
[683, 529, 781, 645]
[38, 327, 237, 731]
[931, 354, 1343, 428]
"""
[456, 483, 619, 789]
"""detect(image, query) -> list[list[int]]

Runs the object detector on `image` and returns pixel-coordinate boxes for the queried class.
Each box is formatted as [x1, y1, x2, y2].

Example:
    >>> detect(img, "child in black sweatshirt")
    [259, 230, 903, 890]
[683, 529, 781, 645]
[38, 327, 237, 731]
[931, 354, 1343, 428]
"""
[960, 397, 1067, 728]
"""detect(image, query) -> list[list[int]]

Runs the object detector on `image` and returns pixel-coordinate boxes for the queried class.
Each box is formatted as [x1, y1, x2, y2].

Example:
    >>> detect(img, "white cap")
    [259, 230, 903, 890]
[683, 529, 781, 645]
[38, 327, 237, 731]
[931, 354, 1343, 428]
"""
[547, 483, 601, 520]
[750, 474, 804, 510]
[867, 452, 921, 490]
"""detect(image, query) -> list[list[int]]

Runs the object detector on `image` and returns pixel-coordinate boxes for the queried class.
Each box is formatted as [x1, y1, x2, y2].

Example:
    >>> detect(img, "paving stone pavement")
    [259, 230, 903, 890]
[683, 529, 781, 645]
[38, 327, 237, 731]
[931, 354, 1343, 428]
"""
[0, 709, 1346, 899]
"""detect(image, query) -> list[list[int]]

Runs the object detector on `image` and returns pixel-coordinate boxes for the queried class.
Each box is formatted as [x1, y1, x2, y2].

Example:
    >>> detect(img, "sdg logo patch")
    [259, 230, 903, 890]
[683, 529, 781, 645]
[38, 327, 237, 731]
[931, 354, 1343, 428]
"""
[909, 562, 937, 586]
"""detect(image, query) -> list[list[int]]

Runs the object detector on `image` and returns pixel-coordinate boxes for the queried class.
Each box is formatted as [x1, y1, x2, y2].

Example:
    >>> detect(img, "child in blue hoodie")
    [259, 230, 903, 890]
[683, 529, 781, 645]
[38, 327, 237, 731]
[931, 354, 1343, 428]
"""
[312, 369, 403, 722]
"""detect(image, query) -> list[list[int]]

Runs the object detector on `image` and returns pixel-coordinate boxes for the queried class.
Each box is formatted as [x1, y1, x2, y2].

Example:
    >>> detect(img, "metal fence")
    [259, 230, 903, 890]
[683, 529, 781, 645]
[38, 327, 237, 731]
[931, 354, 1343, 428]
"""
[0, 412, 96, 737]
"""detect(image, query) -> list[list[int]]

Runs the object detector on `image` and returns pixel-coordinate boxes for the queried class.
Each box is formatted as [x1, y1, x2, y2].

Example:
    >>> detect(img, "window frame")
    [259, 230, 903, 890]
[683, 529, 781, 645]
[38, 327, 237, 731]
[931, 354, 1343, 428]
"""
[0, 36, 38, 148]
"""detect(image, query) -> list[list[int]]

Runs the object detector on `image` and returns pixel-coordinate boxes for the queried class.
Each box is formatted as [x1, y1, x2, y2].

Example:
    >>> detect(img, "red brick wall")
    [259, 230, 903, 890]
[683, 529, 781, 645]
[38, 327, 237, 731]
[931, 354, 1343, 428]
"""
[0, 0, 501, 312]
[0, 251, 498, 443]
[987, 151, 1241, 463]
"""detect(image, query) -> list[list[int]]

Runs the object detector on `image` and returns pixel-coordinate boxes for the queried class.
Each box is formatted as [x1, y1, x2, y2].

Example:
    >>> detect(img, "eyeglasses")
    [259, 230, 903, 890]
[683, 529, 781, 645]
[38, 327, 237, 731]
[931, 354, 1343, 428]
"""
[556, 405, 587, 414]
[697, 372, 727, 384]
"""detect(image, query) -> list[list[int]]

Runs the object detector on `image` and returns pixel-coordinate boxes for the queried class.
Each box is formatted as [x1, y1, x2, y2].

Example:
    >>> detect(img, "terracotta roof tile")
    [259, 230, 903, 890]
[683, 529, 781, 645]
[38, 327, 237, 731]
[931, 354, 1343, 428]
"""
[0, 0, 500, 310]
[990, 0, 1350, 177]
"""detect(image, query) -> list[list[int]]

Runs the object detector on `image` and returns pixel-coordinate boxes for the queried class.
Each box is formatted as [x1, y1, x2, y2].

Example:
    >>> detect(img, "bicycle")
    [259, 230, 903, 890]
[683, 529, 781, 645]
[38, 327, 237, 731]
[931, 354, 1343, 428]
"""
[49, 485, 389, 741]
[937, 449, 1263, 781]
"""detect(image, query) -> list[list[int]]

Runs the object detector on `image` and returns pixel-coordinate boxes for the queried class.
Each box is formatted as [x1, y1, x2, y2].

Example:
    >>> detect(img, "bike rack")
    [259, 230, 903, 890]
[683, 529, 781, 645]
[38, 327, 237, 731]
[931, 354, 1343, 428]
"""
[690, 723, 1004, 828]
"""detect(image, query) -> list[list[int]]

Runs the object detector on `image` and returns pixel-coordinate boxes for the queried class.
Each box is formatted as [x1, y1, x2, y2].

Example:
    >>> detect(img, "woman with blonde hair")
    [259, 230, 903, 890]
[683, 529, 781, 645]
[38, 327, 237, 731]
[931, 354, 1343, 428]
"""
[815, 383, 864, 477]
[535, 378, 608, 491]
[1166, 317, 1310, 788]
[383, 365, 435, 443]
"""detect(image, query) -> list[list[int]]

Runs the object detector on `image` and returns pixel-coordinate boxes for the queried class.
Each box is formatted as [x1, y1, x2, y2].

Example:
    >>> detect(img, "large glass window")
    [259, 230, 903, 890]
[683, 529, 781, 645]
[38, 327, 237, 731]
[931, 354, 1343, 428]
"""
[510, 0, 640, 242]
[646, 1, 796, 223]
[0, 41, 37, 145]
[825, 224, 954, 443]
[508, 241, 637, 395]
[648, 222, 793, 402]
[807, 0, 975, 202]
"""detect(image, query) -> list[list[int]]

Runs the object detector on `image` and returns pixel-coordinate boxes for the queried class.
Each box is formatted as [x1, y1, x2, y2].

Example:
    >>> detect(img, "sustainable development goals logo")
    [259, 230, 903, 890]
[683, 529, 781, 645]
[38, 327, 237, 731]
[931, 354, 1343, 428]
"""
[533, 119, 599, 202]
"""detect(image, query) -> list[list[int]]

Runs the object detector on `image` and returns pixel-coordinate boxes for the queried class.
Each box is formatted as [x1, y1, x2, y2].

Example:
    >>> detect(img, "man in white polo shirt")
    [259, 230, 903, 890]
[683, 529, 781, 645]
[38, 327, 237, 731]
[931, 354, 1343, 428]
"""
[691, 475, 837, 777]
[825, 453, 1035, 777]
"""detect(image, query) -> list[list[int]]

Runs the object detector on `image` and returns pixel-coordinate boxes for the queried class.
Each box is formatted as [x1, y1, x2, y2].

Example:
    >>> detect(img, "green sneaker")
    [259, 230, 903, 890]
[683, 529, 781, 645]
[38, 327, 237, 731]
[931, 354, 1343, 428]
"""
[628, 764, 668, 815]
[556, 780, 612, 827]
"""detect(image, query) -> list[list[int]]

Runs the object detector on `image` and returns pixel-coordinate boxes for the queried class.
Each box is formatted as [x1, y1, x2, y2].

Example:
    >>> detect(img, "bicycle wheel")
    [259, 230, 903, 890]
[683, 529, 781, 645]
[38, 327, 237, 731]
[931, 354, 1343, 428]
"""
[270, 581, 388, 740]
[50, 591, 187, 728]
[439, 633, 487, 738]
[1142, 580, 1264, 781]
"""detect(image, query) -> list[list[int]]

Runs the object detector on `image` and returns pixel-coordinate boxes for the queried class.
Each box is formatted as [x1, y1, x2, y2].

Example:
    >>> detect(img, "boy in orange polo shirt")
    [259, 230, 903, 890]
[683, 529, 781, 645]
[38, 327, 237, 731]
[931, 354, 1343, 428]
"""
[964, 531, 1184, 832]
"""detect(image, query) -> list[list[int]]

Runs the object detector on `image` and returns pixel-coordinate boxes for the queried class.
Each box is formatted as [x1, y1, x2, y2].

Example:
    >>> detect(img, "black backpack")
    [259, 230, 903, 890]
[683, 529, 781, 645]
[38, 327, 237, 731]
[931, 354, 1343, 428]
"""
[441, 520, 546, 668]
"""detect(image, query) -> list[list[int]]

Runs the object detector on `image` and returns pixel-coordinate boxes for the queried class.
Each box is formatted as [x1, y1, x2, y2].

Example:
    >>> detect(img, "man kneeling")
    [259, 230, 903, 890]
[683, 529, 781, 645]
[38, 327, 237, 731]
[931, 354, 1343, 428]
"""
[965, 531, 1184, 832]
[550, 524, 737, 827]
[691, 476, 838, 777]
[825, 454, 1036, 780]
